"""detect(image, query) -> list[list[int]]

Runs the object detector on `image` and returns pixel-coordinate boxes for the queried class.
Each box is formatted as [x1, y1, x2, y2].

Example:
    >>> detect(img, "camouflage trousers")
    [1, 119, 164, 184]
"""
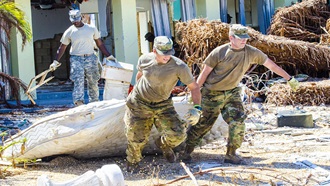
[186, 87, 247, 149]
[70, 54, 100, 104]
[124, 91, 187, 164]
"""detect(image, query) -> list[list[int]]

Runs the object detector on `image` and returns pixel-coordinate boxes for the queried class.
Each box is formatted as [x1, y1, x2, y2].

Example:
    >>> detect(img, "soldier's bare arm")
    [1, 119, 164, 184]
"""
[196, 65, 213, 87]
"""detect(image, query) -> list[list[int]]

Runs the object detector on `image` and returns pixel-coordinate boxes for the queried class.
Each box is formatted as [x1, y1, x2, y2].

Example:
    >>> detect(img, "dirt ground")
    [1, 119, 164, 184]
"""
[1, 103, 330, 186]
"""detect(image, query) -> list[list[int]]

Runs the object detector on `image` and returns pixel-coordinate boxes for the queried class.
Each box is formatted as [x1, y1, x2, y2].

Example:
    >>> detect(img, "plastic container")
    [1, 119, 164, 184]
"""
[101, 59, 134, 100]
[101, 59, 133, 84]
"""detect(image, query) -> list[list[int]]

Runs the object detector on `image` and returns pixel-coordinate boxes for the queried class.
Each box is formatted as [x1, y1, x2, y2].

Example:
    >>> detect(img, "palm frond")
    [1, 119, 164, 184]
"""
[0, 1, 32, 54]
[0, 72, 28, 108]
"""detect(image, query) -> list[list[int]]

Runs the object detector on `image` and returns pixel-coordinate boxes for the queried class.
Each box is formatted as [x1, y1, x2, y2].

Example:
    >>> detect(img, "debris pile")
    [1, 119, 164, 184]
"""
[266, 79, 330, 106]
[320, 18, 330, 44]
[175, 19, 330, 78]
[267, 0, 330, 42]
[175, 19, 230, 70]
[248, 28, 330, 78]
[0, 72, 29, 108]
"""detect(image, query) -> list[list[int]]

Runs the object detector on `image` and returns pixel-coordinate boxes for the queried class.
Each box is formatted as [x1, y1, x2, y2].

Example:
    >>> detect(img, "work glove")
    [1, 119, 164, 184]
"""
[183, 105, 202, 126]
[106, 55, 117, 62]
[287, 77, 299, 92]
[49, 60, 61, 71]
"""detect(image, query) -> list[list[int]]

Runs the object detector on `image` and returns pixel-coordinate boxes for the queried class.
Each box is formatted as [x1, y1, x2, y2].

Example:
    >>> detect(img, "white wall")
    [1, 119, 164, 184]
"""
[12, 0, 36, 100]
[136, 0, 151, 13]
[112, 0, 139, 84]
[195, 0, 220, 20]
[205, 0, 220, 20]
[136, 0, 152, 23]
[31, 8, 71, 41]
[228, 0, 236, 23]
[138, 11, 150, 55]
[251, 0, 258, 27]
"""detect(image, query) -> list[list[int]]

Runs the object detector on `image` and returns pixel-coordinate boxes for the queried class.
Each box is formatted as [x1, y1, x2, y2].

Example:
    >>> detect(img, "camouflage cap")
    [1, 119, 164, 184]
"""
[69, 9, 82, 23]
[153, 36, 175, 55]
[229, 24, 250, 39]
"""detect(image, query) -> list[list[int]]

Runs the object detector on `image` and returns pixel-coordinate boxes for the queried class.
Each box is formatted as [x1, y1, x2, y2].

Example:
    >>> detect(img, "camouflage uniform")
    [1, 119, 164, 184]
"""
[186, 87, 246, 149]
[124, 91, 187, 164]
[124, 36, 197, 165]
[183, 24, 296, 165]
[185, 25, 267, 161]
[54, 10, 110, 106]
[70, 55, 100, 104]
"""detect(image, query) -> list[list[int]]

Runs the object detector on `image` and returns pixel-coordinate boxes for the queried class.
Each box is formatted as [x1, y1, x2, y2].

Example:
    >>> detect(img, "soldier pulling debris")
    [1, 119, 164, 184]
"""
[180, 24, 299, 165]
[124, 36, 202, 173]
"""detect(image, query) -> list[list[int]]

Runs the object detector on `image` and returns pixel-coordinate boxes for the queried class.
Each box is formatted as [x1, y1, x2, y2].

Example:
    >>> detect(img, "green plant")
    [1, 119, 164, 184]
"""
[0, 0, 32, 53]
[0, 131, 27, 178]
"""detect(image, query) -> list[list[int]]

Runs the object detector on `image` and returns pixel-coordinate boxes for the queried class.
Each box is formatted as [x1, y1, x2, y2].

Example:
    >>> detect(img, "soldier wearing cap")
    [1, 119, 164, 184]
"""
[124, 36, 202, 173]
[50, 9, 116, 106]
[181, 24, 299, 164]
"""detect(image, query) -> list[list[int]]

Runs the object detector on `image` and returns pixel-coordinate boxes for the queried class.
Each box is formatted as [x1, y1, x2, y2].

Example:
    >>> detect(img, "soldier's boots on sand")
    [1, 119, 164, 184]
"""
[180, 145, 194, 163]
[155, 138, 176, 163]
[224, 146, 246, 165]
[126, 161, 140, 174]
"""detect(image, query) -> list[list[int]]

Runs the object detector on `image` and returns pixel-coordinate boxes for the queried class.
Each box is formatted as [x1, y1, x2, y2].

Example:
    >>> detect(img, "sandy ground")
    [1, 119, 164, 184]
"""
[1, 103, 330, 186]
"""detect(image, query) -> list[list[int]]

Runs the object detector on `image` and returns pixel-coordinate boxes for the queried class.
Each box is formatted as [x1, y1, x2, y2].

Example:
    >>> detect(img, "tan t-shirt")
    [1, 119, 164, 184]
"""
[203, 43, 267, 90]
[61, 24, 100, 56]
[133, 53, 194, 102]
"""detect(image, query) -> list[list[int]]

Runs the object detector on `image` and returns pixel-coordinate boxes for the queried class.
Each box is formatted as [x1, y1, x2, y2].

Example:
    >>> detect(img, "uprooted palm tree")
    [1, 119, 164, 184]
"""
[0, 0, 32, 108]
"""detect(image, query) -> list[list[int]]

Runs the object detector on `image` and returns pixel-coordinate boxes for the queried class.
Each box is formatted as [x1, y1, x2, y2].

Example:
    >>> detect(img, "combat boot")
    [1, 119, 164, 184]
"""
[155, 138, 176, 163]
[74, 100, 84, 107]
[224, 146, 246, 165]
[173, 142, 185, 153]
[126, 161, 140, 173]
[180, 145, 194, 163]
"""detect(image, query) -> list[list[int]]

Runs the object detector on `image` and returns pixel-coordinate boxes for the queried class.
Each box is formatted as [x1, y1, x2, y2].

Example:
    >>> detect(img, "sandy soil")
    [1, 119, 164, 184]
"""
[1, 103, 330, 186]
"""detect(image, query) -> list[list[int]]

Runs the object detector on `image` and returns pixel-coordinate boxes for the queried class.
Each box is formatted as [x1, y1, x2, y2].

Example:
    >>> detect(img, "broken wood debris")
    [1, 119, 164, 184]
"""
[268, 0, 330, 43]
[266, 80, 330, 106]
[175, 19, 330, 78]
[162, 166, 311, 185]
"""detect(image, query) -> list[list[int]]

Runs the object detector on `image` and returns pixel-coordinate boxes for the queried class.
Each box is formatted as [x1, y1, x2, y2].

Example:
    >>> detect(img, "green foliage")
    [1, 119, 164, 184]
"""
[0, 0, 32, 53]
[0, 132, 28, 179]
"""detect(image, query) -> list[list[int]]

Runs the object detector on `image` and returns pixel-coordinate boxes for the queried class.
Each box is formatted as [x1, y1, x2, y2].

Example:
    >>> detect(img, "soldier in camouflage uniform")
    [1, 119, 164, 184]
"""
[182, 24, 300, 164]
[124, 36, 202, 173]
[50, 9, 116, 106]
